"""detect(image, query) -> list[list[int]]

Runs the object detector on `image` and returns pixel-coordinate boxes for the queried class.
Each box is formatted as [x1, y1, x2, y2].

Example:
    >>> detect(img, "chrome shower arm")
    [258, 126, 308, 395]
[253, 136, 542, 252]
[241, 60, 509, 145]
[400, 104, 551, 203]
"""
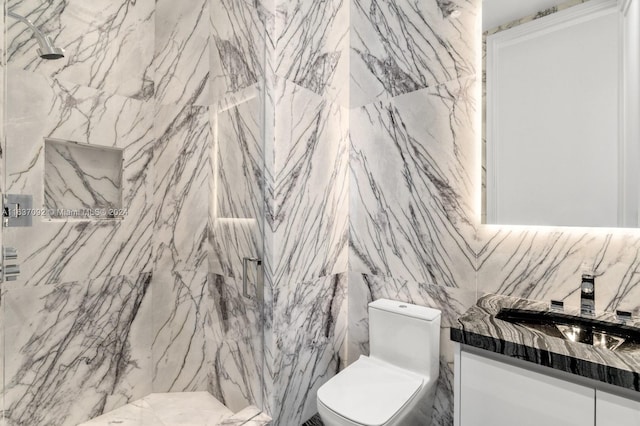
[7, 10, 64, 60]
[8, 11, 49, 49]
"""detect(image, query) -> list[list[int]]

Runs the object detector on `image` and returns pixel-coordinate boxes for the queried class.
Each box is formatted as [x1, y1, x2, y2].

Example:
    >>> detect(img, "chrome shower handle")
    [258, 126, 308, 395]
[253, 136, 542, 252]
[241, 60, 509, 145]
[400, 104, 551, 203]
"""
[242, 257, 262, 299]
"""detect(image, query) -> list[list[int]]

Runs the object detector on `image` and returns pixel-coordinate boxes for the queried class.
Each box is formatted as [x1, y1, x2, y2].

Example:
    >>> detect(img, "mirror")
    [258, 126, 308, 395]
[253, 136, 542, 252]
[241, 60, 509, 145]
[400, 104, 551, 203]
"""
[483, 0, 640, 228]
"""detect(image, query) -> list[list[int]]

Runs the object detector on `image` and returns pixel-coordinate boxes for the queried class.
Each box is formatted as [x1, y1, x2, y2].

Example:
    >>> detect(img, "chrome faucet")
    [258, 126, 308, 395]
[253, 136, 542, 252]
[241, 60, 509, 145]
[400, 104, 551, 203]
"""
[580, 273, 595, 316]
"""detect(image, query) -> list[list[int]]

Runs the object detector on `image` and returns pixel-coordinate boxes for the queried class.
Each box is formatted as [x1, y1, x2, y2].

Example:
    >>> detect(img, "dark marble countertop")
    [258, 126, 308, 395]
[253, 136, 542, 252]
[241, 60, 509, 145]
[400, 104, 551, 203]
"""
[451, 294, 640, 392]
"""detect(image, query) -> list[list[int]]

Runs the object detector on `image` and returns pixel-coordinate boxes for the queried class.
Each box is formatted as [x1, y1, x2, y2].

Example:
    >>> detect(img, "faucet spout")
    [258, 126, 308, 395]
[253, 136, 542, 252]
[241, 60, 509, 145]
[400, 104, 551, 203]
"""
[580, 273, 595, 316]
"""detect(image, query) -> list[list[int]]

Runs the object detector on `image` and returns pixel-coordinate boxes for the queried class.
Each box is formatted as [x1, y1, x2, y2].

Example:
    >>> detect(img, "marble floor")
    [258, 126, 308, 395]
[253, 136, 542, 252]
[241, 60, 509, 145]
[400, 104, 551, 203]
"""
[79, 392, 271, 426]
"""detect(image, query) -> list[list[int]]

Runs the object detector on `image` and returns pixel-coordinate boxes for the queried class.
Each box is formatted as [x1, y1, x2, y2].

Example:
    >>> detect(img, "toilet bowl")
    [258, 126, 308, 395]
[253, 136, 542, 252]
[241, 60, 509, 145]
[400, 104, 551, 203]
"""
[317, 299, 441, 426]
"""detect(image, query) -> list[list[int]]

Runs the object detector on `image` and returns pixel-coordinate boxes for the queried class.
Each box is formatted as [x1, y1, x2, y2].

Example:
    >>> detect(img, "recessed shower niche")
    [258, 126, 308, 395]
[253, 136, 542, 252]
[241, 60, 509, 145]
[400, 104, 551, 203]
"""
[44, 138, 124, 219]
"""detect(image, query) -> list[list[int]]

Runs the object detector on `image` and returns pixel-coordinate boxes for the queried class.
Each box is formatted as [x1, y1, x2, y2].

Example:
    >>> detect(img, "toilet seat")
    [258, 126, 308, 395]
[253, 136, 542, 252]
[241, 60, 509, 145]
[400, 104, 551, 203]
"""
[317, 356, 425, 426]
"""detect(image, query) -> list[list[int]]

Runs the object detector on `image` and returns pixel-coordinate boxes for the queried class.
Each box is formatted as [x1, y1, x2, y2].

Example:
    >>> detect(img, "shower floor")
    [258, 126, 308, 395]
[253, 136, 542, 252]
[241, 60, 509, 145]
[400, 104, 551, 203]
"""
[79, 392, 271, 426]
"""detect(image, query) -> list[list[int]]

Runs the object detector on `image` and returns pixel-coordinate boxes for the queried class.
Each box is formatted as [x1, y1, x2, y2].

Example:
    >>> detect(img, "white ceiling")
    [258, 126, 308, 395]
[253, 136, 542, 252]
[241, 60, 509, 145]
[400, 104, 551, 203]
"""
[483, 0, 570, 31]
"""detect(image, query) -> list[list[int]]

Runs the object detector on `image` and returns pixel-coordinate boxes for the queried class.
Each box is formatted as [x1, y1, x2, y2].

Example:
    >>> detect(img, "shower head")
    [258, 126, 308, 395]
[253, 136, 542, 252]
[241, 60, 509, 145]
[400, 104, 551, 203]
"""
[7, 10, 65, 60]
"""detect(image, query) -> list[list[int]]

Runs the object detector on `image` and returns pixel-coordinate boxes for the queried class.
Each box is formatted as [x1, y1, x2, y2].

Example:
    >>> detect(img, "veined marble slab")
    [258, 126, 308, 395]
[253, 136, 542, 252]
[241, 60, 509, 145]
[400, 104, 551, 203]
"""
[3, 273, 153, 426]
[5, 67, 154, 286]
[350, 0, 478, 107]
[155, 0, 210, 106]
[7, 0, 155, 99]
[210, 0, 269, 101]
[274, 0, 349, 106]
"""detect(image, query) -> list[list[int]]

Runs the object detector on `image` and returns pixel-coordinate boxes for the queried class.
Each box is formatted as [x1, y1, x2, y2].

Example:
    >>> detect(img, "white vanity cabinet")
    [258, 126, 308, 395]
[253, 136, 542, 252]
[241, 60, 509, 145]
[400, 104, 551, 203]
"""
[454, 346, 640, 426]
[457, 350, 595, 426]
[596, 390, 640, 426]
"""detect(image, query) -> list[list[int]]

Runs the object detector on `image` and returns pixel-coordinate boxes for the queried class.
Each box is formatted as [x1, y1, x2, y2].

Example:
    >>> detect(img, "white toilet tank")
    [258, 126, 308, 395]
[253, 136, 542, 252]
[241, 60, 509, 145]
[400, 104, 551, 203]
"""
[368, 299, 441, 380]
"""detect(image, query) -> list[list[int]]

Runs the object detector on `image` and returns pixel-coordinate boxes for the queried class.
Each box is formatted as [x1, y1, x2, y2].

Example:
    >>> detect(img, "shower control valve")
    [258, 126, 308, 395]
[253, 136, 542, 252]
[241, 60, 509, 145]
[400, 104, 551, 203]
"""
[1, 246, 20, 282]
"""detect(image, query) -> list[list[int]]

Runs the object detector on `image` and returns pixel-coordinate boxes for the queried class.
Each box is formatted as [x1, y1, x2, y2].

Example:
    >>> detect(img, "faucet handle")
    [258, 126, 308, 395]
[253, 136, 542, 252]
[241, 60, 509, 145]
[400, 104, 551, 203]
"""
[550, 300, 564, 312]
[616, 310, 633, 322]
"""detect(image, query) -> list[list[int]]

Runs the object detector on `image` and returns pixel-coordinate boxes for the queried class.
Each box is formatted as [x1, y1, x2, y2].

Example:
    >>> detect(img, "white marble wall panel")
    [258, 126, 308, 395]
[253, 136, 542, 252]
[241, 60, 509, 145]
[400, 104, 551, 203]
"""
[271, 273, 347, 425]
[209, 275, 263, 412]
[151, 270, 212, 394]
[2, 273, 152, 426]
[210, 0, 269, 101]
[350, 0, 478, 107]
[275, 0, 349, 106]
[345, 2, 640, 426]
[151, 271, 264, 414]
[214, 91, 263, 220]
[431, 358, 456, 426]
[4, 68, 154, 286]
[153, 104, 211, 275]
[154, 0, 210, 107]
[477, 228, 640, 315]
[350, 77, 478, 287]
[261, 78, 277, 423]
[7, 0, 155, 100]
[210, 89, 265, 279]
[210, 333, 264, 413]
[272, 78, 349, 286]
[347, 5, 481, 424]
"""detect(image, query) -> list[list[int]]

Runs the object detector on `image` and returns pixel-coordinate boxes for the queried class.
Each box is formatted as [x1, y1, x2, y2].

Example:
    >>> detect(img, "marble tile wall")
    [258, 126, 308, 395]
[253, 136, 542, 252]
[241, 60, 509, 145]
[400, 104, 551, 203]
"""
[150, 271, 264, 411]
[5, 68, 155, 286]
[155, 0, 210, 107]
[347, 1, 480, 425]
[149, 0, 214, 410]
[350, 0, 476, 108]
[347, 2, 640, 426]
[207, 0, 350, 424]
[271, 273, 347, 423]
[10, 1, 639, 426]
[275, 0, 349, 106]
[1, 0, 278, 424]
[210, 0, 266, 100]
[151, 0, 267, 415]
[3, 273, 153, 425]
[264, 0, 350, 424]
[6, 0, 155, 99]
[204, 0, 270, 415]
[1, 1, 156, 425]
[210, 1, 484, 424]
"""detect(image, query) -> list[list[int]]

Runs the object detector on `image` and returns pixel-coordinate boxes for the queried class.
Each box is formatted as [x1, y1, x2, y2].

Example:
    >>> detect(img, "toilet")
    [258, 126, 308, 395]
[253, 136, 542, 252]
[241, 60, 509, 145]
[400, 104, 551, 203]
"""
[317, 299, 441, 426]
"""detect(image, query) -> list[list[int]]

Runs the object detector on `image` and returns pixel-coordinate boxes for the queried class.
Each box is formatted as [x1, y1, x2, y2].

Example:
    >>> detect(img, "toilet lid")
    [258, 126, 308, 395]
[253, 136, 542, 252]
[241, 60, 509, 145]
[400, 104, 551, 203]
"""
[317, 356, 423, 426]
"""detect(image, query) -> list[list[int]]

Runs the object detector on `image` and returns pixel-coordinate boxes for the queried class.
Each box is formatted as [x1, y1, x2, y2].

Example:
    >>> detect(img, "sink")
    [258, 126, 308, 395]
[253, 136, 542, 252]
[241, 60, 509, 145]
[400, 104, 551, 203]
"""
[495, 308, 640, 351]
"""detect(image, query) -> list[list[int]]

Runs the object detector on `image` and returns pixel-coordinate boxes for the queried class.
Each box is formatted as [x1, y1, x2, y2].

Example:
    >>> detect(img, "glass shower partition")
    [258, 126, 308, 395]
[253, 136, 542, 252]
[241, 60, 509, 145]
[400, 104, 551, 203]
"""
[0, 1, 268, 425]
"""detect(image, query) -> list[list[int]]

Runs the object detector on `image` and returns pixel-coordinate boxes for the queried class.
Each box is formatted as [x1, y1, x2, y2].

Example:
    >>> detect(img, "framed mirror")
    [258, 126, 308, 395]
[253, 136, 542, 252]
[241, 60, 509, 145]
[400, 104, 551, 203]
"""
[483, 0, 640, 227]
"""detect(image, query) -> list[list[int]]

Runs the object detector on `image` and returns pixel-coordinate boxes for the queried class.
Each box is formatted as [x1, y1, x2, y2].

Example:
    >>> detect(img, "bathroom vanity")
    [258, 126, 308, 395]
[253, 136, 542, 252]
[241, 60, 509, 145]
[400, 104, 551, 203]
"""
[451, 295, 640, 426]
